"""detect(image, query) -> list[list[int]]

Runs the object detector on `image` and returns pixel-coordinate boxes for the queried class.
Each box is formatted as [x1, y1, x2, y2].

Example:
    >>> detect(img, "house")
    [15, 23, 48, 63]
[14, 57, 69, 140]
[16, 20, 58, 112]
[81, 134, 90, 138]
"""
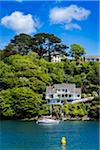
[43, 52, 67, 62]
[51, 52, 67, 62]
[46, 83, 81, 104]
[83, 56, 100, 62]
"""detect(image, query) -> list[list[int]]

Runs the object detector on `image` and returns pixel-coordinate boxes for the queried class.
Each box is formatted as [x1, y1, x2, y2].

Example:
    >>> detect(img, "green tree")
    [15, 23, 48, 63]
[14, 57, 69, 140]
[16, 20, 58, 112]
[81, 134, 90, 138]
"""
[0, 50, 5, 60]
[69, 44, 86, 61]
[4, 43, 17, 57]
[0, 36, 99, 120]
[10, 33, 33, 55]
[0, 44, 17, 60]
[33, 33, 68, 61]
[0, 87, 42, 118]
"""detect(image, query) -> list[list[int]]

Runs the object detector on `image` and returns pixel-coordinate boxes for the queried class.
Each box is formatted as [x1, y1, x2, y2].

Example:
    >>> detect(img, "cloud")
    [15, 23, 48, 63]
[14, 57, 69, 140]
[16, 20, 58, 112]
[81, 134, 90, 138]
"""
[1, 11, 40, 34]
[49, 5, 91, 30]
[65, 23, 81, 30]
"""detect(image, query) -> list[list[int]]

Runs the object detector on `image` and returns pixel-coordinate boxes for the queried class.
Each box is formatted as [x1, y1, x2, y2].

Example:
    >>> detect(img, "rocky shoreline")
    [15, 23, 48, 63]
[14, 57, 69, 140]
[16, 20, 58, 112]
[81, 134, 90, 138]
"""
[21, 115, 97, 121]
[62, 115, 93, 121]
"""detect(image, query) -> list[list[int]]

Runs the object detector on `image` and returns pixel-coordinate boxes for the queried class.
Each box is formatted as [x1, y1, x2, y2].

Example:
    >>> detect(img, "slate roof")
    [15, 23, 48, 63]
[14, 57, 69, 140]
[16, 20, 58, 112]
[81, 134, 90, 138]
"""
[46, 83, 81, 94]
[75, 88, 81, 94]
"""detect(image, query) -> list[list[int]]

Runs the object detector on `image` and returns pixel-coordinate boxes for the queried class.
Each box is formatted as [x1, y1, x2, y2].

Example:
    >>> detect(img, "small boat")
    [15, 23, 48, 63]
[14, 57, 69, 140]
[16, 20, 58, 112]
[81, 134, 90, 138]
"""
[36, 104, 60, 125]
[36, 118, 60, 125]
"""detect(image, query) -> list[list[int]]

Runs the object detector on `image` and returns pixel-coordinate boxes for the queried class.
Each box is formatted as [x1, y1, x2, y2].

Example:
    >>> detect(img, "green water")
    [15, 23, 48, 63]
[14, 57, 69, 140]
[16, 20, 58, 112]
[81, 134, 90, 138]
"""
[0, 120, 99, 150]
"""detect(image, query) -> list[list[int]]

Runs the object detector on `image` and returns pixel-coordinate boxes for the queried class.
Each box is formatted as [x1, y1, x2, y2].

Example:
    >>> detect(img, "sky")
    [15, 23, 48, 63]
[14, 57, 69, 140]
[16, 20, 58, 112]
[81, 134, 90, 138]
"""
[0, 0, 99, 55]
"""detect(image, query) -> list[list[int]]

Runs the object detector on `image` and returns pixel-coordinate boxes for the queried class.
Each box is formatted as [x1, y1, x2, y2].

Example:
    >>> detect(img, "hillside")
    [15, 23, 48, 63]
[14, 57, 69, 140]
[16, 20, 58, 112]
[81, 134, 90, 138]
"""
[0, 52, 99, 119]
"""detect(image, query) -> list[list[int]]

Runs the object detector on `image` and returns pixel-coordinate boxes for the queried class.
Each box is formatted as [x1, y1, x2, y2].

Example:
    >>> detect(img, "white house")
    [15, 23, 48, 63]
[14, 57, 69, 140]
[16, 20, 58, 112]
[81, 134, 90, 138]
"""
[83, 56, 100, 62]
[43, 52, 67, 62]
[46, 83, 81, 104]
[51, 52, 67, 62]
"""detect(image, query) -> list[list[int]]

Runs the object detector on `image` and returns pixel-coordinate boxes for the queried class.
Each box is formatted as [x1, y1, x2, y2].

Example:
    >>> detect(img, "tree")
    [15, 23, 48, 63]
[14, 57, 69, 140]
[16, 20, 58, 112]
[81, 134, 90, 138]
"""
[0, 87, 42, 118]
[10, 33, 33, 55]
[32, 33, 68, 61]
[0, 39, 99, 120]
[0, 50, 5, 60]
[69, 44, 86, 61]
[0, 44, 16, 60]
[4, 43, 17, 57]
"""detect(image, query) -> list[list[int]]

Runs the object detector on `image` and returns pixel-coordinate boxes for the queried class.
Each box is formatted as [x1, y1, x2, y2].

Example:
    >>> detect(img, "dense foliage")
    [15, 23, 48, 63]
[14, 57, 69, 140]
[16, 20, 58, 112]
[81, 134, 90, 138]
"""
[0, 33, 68, 61]
[0, 52, 99, 119]
[63, 97, 99, 119]
[0, 33, 99, 119]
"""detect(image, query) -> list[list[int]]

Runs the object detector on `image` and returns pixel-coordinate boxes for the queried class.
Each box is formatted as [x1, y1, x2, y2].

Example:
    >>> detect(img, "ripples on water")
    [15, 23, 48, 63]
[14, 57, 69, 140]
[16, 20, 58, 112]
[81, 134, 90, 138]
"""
[0, 120, 99, 150]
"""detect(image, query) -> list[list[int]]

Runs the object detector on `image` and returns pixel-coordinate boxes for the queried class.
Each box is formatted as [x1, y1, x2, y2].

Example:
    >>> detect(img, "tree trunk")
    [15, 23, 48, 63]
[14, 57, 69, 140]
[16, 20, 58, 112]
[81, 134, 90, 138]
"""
[48, 51, 51, 62]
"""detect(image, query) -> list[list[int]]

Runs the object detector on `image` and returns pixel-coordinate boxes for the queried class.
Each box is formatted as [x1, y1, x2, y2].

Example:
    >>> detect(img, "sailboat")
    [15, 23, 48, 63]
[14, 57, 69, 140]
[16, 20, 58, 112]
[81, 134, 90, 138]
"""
[36, 105, 60, 125]
[36, 118, 60, 125]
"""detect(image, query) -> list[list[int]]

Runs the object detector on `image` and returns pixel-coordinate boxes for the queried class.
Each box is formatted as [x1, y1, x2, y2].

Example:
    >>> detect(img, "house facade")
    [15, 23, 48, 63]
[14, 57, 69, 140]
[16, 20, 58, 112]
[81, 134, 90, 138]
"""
[43, 52, 67, 62]
[83, 56, 100, 62]
[46, 84, 81, 105]
[51, 54, 62, 62]
[51, 53, 67, 62]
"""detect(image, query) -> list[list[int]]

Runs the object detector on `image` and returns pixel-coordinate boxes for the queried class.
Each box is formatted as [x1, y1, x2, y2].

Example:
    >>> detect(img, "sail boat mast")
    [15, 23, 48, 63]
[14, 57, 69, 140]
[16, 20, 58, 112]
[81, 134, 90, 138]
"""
[50, 104, 52, 117]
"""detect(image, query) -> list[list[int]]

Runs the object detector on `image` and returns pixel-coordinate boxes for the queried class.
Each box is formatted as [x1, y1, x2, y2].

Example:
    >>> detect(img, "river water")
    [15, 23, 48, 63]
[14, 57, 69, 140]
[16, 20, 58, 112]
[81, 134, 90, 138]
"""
[0, 120, 99, 150]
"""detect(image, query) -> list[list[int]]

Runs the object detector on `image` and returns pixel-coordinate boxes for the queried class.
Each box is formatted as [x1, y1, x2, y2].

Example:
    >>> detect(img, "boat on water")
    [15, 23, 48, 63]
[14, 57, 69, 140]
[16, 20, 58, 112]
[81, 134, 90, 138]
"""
[36, 104, 60, 125]
[36, 118, 60, 125]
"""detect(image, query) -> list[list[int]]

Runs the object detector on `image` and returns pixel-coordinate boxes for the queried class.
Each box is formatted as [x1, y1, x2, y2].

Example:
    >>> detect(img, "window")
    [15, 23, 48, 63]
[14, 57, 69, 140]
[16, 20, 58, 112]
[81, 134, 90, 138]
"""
[62, 94, 64, 97]
[67, 99, 73, 102]
[87, 58, 90, 61]
[48, 100, 50, 103]
[49, 94, 53, 98]
[65, 89, 67, 92]
[65, 94, 68, 97]
[69, 94, 72, 97]
[62, 89, 65, 92]
[58, 94, 60, 98]
[57, 99, 60, 103]
[77, 94, 80, 97]
[97, 59, 99, 61]
[58, 89, 60, 92]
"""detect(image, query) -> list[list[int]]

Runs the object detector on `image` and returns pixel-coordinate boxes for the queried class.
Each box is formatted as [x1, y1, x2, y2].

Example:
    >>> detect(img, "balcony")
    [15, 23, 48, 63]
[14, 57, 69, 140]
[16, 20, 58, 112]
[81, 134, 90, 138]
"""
[47, 99, 62, 105]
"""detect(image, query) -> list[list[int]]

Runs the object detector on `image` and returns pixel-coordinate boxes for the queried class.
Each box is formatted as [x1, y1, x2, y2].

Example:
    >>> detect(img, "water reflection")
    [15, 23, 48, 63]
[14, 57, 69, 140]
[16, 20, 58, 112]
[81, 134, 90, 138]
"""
[62, 145, 66, 150]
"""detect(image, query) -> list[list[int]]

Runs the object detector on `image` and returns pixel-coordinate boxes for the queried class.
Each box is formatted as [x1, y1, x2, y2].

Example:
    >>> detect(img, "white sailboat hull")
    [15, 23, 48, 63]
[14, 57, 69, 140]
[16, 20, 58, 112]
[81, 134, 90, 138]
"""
[36, 119, 60, 125]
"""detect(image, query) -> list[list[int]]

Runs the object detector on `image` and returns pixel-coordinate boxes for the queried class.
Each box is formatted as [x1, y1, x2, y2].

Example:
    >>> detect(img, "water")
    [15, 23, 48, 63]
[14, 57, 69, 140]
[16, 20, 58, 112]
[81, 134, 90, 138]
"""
[0, 120, 99, 150]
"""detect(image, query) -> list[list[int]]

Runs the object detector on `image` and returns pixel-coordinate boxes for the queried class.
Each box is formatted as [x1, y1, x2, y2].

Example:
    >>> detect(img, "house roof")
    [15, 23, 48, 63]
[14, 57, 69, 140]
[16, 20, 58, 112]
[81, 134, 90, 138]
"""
[85, 56, 100, 59]
[75, 88, 81, 94]
[43, 52, 66, 57]
[46, 83, 81, 94]
[46, 86, 56, 94]
[54, 83, 75, 89]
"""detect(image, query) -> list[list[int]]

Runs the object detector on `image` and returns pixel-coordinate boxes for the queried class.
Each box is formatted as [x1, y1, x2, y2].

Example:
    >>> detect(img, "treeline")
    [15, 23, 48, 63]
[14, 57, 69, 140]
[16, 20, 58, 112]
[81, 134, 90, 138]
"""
[0, 33, 85, 61]
[0, 33, 99, 119]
